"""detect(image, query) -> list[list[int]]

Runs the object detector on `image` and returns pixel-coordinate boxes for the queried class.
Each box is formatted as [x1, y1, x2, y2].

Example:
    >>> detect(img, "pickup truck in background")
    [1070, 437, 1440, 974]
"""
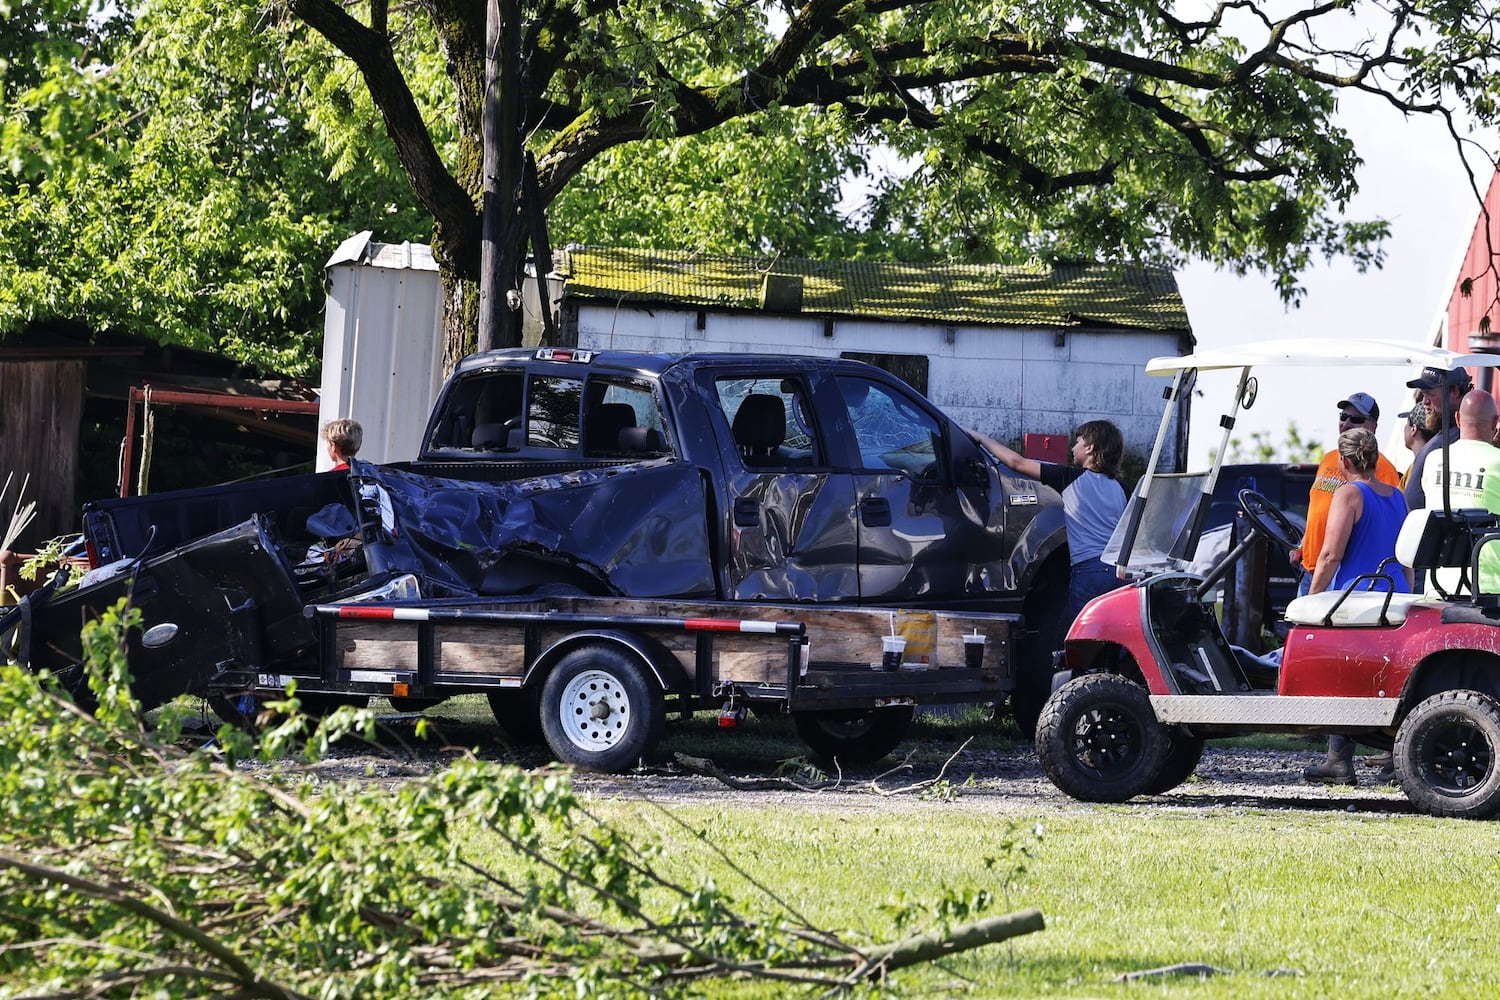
[4, 349, 1074, 762]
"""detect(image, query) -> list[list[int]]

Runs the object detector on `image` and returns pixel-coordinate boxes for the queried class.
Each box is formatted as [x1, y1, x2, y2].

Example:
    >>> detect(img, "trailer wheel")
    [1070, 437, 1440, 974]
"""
[486, 689, 546, 745]
[540, 645, 665, 772]
[1146, 727, 1205, 794]
[1395, 689, 1500, 820]
[792, 706, 915, 765]
[1036, 673, 1168, 803]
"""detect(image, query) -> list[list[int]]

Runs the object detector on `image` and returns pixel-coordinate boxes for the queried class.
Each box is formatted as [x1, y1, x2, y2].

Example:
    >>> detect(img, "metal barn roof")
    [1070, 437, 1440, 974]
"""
[558, 246, 1188, 331]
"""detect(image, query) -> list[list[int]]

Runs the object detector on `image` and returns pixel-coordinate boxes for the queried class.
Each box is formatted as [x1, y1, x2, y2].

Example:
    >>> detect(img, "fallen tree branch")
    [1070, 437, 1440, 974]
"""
[847, 908, 1047, 981]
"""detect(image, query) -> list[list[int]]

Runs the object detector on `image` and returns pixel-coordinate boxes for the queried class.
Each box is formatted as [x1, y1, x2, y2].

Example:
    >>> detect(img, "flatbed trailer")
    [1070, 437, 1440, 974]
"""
[215, 593, 1017, 771]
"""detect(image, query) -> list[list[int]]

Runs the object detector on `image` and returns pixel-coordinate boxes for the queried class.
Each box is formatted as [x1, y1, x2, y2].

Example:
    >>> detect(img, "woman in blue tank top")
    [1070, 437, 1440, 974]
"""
[1309, 427, 1411, 595]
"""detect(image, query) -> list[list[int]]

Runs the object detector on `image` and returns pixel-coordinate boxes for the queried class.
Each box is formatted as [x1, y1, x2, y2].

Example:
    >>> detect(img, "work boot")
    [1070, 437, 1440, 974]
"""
[1366, 750, 1396, 785]
[1304, 735, 1358, 786]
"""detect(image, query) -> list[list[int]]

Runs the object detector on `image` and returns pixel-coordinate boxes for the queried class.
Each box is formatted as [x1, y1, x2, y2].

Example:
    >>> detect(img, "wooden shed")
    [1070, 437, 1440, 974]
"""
[0, 322, 319, 554]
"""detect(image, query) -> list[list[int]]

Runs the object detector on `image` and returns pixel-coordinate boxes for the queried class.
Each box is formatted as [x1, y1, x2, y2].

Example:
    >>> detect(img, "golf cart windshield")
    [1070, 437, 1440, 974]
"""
[1112, 337, 1500, 577]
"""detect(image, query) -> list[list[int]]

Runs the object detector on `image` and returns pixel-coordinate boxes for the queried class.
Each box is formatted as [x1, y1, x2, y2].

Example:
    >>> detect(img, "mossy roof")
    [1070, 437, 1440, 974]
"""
[558, 246, 1188, 332]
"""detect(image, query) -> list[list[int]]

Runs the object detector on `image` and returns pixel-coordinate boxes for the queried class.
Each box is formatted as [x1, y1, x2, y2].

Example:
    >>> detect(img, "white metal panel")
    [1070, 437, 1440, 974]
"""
[318, 233, 446, 469]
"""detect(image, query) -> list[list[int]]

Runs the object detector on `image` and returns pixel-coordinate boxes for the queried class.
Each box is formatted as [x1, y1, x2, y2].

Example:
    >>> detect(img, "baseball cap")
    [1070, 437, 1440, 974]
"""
[1407, 366, 1472, 390]
[1338, 392, 1379, 420]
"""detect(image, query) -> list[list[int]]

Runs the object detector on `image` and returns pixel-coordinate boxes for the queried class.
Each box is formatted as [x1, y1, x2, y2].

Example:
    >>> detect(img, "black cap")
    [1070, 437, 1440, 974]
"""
[1407, 366, 1472, 390]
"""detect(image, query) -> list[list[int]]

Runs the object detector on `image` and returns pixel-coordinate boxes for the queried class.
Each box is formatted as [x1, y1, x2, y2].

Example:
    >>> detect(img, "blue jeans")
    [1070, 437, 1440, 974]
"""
[1069, 561, 1121, 624]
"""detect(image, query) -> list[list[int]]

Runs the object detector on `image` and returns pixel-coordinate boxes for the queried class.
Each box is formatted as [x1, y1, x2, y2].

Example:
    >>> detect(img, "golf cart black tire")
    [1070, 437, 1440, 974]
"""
[1010, 561, 1070, 739]
[539, 645, 665, 772]
[793, 706, 915, 766]
[1036, 673, 1170, 803]
[1146, 727, 1205, 794]
[486, 689, 547, 745]
[1394, 689, 1500, 820]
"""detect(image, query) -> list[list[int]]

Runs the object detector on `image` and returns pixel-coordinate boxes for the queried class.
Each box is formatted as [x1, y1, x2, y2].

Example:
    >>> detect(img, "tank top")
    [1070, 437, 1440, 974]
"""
[1331, 481, 1410, 593]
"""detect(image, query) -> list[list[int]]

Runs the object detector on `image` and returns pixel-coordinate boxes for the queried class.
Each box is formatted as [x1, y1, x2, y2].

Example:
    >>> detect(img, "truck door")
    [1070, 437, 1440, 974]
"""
[710, 374, 863, 602]
[831, 374, 1013, 607]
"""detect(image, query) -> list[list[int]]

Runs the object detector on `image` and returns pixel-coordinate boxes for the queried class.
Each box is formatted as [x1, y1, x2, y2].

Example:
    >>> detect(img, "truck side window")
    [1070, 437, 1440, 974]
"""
[715, 377, 822, 468]
[582, 379, 672, 457]
[526, 375, 583, 450]
[837, 376, 944, 480]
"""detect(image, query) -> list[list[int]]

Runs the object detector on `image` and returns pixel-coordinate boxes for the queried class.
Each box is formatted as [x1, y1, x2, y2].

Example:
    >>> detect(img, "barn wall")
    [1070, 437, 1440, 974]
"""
[0, 360, 85, 550]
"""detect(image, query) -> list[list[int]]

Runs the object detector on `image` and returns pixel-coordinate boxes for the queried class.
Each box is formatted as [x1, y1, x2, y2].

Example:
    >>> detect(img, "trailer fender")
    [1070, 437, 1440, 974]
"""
[524, 629, 691, 695]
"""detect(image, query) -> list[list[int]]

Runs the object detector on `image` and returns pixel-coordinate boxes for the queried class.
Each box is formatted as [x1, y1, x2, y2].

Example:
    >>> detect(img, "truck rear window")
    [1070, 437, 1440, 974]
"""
[527, 376, 583, 449]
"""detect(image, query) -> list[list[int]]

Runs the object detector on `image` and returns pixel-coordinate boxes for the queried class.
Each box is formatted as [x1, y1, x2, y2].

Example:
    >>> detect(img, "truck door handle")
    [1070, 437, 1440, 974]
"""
[733, 496, 760, 528]
[859, 497, 892, 527]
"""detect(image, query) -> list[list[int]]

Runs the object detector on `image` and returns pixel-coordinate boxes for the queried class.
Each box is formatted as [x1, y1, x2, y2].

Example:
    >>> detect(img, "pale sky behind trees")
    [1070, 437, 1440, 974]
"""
[1175, 91, 1491, 470]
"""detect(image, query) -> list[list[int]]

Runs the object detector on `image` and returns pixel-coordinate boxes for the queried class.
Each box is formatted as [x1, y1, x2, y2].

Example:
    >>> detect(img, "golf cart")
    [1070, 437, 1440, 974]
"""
[1037, 339, 1500, 819]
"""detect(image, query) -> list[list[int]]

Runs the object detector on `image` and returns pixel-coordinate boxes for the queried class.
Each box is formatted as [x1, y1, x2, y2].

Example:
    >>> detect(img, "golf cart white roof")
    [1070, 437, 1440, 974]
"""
[1145, 338, 1500, 377]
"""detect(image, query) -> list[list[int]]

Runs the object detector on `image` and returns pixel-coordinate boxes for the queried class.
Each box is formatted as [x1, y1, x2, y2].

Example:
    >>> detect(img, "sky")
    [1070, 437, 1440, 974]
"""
[1174, 92, 1491, 470]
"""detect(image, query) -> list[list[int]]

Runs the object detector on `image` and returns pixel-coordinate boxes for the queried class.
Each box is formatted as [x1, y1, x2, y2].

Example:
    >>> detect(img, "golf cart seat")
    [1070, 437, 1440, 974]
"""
[1283, 508, 1436, 627]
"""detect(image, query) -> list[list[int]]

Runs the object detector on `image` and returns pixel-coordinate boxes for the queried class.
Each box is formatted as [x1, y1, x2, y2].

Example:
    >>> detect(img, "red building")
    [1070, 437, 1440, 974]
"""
[1445, 168, 1500, 390]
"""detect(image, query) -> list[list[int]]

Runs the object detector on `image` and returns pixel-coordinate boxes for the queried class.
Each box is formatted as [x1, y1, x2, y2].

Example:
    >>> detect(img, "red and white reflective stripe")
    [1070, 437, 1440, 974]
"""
[334, 606, 429, 621]
[684, 618, 780, 634]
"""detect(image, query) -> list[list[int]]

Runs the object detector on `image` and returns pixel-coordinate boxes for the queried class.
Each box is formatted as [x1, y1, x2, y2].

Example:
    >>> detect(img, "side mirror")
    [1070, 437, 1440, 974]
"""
[963, 457, 990, 488]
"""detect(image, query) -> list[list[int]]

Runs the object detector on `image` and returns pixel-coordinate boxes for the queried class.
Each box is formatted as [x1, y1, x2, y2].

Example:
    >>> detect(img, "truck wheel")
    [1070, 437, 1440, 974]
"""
[1394, 690, 1500, 819]
[792, 706, 915, 765]
[486, 689, 546, 745]
[1010, 561, 1069, 739]
[1036, 673, 1168, 803]
[539, 645, 665, 772]
[1146, 727, 1205, 794]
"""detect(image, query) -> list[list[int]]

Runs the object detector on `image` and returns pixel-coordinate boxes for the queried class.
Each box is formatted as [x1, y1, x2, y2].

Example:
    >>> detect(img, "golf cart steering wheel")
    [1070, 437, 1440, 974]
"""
[1238, 489, 1302, 551]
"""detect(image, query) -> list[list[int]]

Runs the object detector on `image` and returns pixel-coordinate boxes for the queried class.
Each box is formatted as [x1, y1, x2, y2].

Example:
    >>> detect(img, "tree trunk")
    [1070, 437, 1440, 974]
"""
[438, 258, 479, 376]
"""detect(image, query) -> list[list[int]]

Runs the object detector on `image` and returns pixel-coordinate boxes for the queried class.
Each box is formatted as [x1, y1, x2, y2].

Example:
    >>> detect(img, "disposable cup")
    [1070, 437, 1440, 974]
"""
[881, 635, 906, 671]
[963, 632, 986, 669]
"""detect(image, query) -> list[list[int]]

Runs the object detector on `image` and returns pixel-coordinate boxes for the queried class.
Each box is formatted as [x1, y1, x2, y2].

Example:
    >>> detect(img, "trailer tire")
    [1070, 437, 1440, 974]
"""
[540, 645, 665, 772]
[793, 706, 915, 766]
[1395, 689, 1500, 820]
[1036, 673, 1168, 803]
[486, 689, 546, 745]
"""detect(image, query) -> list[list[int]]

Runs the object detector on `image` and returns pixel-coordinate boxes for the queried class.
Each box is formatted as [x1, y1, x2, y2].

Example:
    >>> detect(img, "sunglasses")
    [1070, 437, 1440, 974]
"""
[1339, 412, 1369, 425]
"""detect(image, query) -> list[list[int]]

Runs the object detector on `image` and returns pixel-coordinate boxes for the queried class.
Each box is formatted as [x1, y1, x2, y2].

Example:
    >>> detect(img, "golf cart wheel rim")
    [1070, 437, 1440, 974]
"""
[1072, 703, 1146, 776]
[558, 668, 633, 752]
[1419, 716, 1495, 796]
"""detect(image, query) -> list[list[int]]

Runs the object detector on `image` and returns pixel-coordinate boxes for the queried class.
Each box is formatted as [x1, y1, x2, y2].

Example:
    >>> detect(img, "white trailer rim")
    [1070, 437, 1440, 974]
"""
[557, 668, 633, 752]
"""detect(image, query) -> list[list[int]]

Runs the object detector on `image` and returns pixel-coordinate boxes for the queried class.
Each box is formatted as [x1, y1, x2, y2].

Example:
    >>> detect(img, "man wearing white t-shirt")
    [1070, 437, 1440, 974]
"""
[1419, 389, 1500, 596]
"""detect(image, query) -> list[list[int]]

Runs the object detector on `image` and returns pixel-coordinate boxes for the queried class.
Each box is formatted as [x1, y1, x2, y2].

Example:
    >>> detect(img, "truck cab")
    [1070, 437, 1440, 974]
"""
[403, 349, 1067, 612]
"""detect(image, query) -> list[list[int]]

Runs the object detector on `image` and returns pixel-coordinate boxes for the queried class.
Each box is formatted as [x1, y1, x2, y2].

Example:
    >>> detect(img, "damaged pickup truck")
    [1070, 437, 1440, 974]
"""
[3, 349, 1073, 766]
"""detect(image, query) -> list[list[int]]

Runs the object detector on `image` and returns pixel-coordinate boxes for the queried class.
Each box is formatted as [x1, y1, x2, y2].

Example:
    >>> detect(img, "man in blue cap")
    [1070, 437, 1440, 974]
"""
[1403, 365, 1474, 510]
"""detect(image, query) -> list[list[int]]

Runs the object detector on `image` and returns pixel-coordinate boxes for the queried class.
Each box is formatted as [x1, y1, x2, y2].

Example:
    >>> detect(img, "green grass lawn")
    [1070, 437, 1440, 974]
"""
[546, 799, 1497, 998]
[287, 696, 1494, 996]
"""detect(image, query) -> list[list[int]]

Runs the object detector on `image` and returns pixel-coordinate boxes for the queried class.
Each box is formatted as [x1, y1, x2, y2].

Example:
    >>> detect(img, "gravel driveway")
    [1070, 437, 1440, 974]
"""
[254, 710, 1416, 818]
